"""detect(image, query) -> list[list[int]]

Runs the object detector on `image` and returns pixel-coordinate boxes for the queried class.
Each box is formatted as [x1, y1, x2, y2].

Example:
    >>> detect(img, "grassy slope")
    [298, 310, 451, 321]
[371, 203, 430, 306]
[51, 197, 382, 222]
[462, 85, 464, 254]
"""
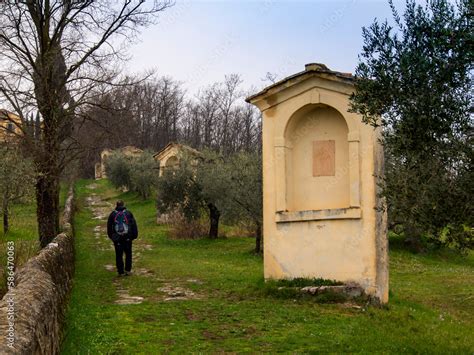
[0, 202, 38, 241]
[62, 179, 474, 353]
[0, 182, 68, 241]
[0, 198, 39, 297]
[0, 183, 69, 296]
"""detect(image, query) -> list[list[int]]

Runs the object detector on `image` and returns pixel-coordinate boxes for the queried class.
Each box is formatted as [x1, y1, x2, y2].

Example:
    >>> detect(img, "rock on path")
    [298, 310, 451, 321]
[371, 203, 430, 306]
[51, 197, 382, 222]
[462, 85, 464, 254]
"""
[158, 284, 199, 301]
[115, 288, 145, 305]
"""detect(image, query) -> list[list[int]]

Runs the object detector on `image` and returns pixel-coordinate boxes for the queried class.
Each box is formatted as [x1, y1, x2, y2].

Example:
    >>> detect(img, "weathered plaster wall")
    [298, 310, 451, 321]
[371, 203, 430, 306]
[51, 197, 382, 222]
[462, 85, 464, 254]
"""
[155, 145, 182, 176]
[286, 105, 350, 211]
[154, 143, 201, 177]
[249, 64, 388, 303]
[0, 187, 75, 354]
[96, 146, 143, 180]
[99, 149, 112, 179]
[0, 111, 22, 142]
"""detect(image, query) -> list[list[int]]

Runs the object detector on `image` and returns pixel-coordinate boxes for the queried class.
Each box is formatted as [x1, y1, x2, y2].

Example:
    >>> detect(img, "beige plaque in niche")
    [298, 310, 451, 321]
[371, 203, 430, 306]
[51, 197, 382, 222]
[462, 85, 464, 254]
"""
[313, 140, 335, 176]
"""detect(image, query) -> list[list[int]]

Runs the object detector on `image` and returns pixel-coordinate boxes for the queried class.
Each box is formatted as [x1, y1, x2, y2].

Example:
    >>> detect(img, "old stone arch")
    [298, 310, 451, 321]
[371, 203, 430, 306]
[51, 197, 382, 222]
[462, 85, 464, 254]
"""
[247, 63, 388, 303]
[164, 155, 179, 169]
[284, 104, 350, 211]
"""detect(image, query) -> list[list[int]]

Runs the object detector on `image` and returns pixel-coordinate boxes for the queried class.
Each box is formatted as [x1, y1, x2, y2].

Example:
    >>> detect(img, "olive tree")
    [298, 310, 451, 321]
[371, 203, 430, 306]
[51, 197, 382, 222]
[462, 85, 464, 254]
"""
[105, 150, 158, 200]
[105, 151, 131, 191]
[196, 150, 263, 252]
[350, 0, 473, 251]
[156, 153, 217, 238]
[156, 150, 263, 251]
[129, 152, 159, 200]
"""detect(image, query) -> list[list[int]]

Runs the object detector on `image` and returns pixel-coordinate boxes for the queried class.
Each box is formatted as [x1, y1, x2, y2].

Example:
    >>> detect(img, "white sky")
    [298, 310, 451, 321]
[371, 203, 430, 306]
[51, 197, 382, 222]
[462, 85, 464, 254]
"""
[126, 0, 411, 96]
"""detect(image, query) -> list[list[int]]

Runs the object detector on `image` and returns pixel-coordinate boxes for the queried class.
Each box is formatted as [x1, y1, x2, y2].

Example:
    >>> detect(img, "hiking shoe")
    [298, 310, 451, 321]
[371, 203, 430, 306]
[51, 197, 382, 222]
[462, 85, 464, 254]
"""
[118, 273, 125, 277]
[125, 271, 132, 276]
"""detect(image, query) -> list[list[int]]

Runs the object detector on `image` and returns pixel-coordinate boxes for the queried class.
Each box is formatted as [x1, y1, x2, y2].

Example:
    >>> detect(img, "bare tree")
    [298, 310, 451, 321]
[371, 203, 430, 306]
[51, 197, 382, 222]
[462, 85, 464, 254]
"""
[0, 0, 172, 247]
[215, 74, 242, 154]
[74, 74, 185, 174]
[75, 73, 261, 178]
[195, 83, 220, 149]
[261, 72, 278, 84]
[180, 101, 201, 148]
[180, 76, 261, 154]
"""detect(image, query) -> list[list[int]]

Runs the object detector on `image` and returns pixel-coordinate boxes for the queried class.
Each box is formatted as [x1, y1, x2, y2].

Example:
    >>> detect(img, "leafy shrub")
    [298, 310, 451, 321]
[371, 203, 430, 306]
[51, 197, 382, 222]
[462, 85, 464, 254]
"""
[105, 151, 131, 189]
[129, 152, 158, 199]
[105, 150, 158, 199]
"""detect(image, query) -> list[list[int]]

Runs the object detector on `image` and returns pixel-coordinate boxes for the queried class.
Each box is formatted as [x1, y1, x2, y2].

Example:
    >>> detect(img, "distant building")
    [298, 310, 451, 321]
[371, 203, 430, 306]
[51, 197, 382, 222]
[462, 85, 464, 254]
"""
[95, 146, 144, 179]
[153, 142, 200, 176]
[0, 110, 22, 142]
[154, 142, 201, 224]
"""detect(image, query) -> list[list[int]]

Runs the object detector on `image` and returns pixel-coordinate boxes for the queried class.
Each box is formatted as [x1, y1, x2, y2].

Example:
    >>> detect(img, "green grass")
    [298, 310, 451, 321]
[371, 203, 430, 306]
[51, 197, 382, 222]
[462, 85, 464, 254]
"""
[0, 182, 70, 297]
[62, 179, 474, 353]
[0, 201, 38, 241]
[0, 181, 69, 241]
[0, 200, 40, 297]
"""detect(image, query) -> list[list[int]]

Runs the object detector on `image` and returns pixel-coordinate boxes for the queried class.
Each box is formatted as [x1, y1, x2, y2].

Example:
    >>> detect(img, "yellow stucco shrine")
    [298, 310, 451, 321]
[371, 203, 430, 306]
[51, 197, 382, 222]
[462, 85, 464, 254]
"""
[95, 146, 143, 180]
[153, 142, 200, 177]
[247, 63, 388, 303]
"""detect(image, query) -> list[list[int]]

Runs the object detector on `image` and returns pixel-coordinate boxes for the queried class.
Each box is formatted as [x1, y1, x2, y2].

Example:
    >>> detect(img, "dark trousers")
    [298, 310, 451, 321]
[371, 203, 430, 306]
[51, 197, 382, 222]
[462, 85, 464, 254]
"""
[113, 240, 132, 274]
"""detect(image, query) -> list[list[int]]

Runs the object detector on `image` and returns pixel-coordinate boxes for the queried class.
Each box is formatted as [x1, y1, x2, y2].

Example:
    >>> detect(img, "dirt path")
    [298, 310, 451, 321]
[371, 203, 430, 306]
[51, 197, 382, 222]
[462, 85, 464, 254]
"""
[84, 182, 198, 304]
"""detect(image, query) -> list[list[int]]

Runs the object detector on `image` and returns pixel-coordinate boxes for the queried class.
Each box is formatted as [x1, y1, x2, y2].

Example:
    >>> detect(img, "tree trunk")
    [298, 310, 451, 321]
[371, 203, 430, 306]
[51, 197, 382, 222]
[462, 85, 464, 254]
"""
[255, 220, 262, 254]
[32, 42, 68, 248]
[207, 203, 220, 239]
[404, 224, 424, 253]
[36, 172, 60, 248]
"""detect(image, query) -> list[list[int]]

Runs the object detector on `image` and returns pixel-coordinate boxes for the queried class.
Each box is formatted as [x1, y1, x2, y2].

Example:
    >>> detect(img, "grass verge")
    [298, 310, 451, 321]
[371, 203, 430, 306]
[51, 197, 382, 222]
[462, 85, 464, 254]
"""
[0, 182, 69, 297]
[62, 179, 474, 353]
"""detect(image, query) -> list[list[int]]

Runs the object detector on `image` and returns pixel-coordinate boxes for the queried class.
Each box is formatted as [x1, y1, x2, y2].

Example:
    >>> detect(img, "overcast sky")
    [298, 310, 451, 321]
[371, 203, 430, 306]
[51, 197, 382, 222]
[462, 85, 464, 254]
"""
[127, 0, 407, 95]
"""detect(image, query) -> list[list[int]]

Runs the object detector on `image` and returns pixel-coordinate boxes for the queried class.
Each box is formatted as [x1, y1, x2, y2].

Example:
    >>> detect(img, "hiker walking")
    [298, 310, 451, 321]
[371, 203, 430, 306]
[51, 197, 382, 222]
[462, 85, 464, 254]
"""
[107, 200, 138, 276]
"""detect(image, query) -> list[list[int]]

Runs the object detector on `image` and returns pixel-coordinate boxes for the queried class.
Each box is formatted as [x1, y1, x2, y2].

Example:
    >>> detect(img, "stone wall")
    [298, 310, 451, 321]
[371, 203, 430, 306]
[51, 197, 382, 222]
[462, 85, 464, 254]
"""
[0, 187, 75, 354]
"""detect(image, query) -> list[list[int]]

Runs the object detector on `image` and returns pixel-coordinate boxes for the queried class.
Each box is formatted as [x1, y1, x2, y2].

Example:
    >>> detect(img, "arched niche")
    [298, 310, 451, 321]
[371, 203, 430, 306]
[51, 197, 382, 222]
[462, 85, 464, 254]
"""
[284, 104, 349, 211]
[165, 155, 179, 168]
[159, 155, 180, 176]
[273, 102, 361, 222]
[101, 150, 111, 161]
[100, 150, 112, 178]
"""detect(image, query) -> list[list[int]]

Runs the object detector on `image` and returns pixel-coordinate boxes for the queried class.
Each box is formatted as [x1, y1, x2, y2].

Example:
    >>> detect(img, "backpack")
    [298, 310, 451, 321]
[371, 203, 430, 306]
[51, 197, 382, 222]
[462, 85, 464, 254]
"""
[114, 210, 129, 236]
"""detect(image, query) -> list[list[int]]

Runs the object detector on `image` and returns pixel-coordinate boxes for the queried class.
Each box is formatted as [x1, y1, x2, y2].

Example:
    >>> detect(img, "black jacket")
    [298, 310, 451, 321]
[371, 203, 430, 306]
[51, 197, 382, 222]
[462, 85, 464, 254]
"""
[107, 206, 138, 242]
